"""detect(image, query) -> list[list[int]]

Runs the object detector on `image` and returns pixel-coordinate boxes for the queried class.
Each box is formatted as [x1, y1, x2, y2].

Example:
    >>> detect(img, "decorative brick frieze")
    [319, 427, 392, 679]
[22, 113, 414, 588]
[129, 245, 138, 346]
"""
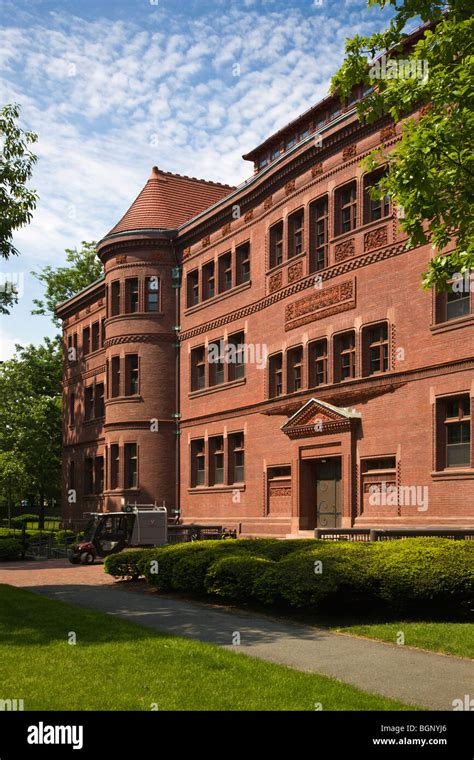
[183, 247, 191, 259]
[288, 261, 303, 283]
[201, 235, 211, 248]
[221, 223, 231, 236]
[285, 279, 356, 331]
[334, 238, 355, 262]
[269, 271, 283, 293]
[342, 144, 356, 161]
[380, 124, 396, 142]
[244, 210, 254, 223]
[284, 179, 296, 195]
[263, 196, 273, 210]
[311, 163, 323, 177]
[364, 226, 388, 251]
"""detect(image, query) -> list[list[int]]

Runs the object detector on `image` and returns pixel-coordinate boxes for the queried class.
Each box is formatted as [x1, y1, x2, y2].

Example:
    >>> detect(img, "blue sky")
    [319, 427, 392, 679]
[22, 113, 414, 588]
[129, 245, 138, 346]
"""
[0, 0, 394, 359]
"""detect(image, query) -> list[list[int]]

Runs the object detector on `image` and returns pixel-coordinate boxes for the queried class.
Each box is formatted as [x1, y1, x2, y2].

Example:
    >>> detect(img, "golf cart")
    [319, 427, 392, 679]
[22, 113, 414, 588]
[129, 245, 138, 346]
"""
[68, 504, 168, 564]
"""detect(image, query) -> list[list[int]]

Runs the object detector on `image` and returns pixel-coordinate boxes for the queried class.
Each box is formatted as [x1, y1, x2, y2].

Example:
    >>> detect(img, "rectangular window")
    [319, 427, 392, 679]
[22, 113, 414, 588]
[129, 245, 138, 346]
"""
[191, 439, 205, 487]
[208, 339, 225, 386]
[269, 222, 284, 268]
[363, 322, 389, 376]
[187, 270, 199, 308]
[126, 278, 139, 313]
[91, 322, 100, 352]
[191, 346, 206, 391]
[94, 456, 104, 494]
[111, 356, 121, 398]
[269, 353, 283, 398]
[268, 465, 291, 479]
[285, 136, 296, 150]
[145, 277, 160, 312]
[271, 147, 280, 161]
[202, 261, 215, 300]
[209, 436, 225, 485]
[288, 209, 304, 259]
[218, 252, 233, 293]
[69, 392, 75, 425]
[84, 457, 94, 494]
[228, 332, 245, 381]
[67, 333, 78, 362]
[69, 460, 75, 490]
[258, 155, 269, 169]
[101, 319, 106, 348]
[124, 443, 138, 488]
[125, 355, 139, 396]
[364, 170, 390, 224]
[110, 444, 120, 489]
[85, 386, 94, 421]
[446, 288, 470, 321]
[83, 326, 90, 356]
[95, 383, 105, 418]
[229, 432, 244, 484]
[309, 339, 328, 387]
[287, 346, 303, 393]
[111, 281, 120, 316]
[335, 182, 357, 236]
[236, 243, 250, 285]
[444, 396, 471, 468]
[335, 331, 356, 382]
[309, 196, 328, 272]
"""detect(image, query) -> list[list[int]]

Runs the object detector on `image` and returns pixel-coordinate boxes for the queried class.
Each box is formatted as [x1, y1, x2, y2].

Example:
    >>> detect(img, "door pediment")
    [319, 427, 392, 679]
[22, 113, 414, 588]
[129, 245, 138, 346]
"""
[281, 398, 361, 439]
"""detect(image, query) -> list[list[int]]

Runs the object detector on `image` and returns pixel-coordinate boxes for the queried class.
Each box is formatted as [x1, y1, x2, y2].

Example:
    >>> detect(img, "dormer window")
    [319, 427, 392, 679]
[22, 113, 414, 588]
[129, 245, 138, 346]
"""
[271, 147, 280, 161]
[285, 136, 296, 150]
[258, 156, 269, 170]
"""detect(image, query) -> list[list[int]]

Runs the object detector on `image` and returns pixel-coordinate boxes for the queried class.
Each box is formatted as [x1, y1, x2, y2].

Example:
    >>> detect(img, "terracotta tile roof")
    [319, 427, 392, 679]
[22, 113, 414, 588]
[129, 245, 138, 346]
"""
[106, 166, 234, 235]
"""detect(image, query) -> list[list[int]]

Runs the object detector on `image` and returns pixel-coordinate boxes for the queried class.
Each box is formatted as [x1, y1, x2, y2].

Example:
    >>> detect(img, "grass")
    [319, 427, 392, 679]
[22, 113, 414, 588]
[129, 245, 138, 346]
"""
[0, 584, 418, 711]
[331, 621, 474, 659]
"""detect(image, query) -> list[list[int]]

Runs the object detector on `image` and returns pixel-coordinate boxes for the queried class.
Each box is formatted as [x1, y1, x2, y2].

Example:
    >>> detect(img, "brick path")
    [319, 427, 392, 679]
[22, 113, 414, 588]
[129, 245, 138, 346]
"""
[1, 560, 473, 710]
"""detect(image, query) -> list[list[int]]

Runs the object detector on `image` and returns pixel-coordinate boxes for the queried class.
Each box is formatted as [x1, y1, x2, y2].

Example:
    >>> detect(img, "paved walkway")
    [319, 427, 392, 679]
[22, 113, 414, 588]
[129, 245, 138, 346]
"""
[1, 560, 473, 710]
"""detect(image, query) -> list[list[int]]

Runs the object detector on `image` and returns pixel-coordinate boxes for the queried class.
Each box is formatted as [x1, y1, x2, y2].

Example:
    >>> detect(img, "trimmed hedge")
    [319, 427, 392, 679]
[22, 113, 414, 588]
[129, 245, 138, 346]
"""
[205, 554, 274, 600]
[254, 541, 376, 609]
[104, 548, 155, 580]
[371, 538, 474, 612]
[0, 538, 22, 560]
[104, 536, 474, 614]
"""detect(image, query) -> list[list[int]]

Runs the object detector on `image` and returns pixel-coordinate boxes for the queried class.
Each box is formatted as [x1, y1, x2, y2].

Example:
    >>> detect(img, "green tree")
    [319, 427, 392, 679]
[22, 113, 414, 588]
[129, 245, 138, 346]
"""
[0, 338, 62, 529]
[331, 1, 474, 291]
[32, 241, 102, 327]
[0, 103, 38, 313]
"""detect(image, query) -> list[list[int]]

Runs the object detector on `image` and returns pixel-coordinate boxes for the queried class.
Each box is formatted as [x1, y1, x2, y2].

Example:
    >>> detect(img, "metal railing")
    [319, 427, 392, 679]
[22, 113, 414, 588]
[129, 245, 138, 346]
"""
[314, 527, 474, 541]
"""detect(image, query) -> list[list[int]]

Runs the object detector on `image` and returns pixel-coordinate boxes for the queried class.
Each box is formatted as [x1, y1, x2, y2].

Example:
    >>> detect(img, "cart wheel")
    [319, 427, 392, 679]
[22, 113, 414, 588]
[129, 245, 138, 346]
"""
[80, 552, 95, 565]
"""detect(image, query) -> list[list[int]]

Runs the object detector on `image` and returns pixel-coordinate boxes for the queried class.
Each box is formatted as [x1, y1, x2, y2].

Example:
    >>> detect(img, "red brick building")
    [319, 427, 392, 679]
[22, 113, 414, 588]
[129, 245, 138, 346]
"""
[57, 81, 474, 536]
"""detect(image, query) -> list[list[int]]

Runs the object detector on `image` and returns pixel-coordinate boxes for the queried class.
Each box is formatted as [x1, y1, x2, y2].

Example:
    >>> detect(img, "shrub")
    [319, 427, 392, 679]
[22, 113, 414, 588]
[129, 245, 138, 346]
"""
[171, 542, 246, 594]
[204, 554, 274, 600]
[104, 548, 155, 580]
[234, 538, 316, 561]
[371, 538, 474, 612]
[0, 538, 22, 560]
[140, 542, 218, 591]
[252, 563, 284, 606]
[267, 541, 376, 609]
[10, 514, 39, 524]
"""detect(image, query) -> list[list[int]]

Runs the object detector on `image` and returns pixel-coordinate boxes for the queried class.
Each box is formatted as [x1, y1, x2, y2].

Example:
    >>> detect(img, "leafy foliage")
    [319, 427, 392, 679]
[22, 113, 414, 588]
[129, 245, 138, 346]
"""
[0, 339, 62, 527]
[331, 2, 474, 290]
[32, 241, 103, 327]
[0, 103, 38, 313]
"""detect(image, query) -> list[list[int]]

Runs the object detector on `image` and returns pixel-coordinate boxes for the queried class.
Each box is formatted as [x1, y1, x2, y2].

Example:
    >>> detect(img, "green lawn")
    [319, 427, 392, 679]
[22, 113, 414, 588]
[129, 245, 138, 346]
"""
[0, 584, 418, 711]
[332, 621, 474, 659]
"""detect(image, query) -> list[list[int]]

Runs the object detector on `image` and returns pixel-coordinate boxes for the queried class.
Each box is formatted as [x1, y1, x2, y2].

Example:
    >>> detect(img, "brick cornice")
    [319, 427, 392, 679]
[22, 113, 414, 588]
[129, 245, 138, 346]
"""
[180, 357, 474, 427]
[105, 333, 176, 347]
